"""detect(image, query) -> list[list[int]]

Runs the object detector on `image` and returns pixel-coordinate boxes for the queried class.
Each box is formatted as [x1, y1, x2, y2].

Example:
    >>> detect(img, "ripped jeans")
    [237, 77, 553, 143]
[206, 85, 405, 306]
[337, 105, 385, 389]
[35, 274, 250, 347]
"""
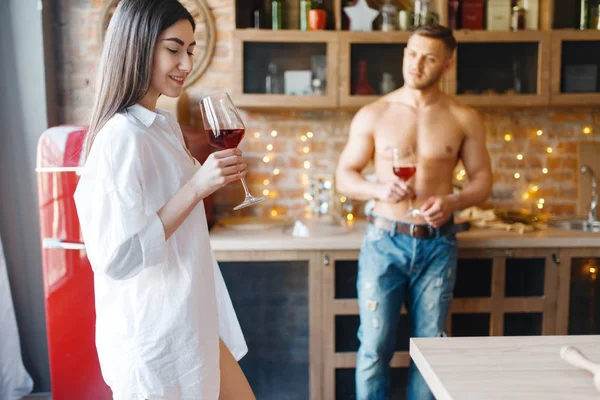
[355, 218, 458, 400]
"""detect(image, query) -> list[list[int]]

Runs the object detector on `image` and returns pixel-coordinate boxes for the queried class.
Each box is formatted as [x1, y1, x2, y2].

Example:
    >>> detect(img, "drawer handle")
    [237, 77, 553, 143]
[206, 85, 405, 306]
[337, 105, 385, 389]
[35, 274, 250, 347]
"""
[42, 238, 85, 251]
[552, 253, 561, 265]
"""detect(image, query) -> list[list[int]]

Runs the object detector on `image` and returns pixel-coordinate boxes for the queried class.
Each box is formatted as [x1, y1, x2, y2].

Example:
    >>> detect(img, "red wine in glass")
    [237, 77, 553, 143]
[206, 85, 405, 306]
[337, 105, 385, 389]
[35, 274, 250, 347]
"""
[392, 147, 421, 217]
[200, 93, 266, 210]
[204, 128, 245, 150]
[393, 165, 416, 182]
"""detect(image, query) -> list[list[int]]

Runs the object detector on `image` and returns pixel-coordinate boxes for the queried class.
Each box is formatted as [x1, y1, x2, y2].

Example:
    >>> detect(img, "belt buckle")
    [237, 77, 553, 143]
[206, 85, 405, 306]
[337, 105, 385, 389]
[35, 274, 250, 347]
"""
[410, 224, 435, 238]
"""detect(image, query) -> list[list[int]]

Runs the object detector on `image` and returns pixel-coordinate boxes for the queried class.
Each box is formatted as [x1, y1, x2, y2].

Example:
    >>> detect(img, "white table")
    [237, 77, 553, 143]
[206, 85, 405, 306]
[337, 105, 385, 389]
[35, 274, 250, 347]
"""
[410, 335, 600, 399]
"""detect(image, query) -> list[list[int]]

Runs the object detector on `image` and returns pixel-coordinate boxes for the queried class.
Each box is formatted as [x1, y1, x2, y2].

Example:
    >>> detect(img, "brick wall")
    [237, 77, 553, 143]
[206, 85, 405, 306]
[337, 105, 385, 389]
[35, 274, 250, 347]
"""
[55, 0, 600, 219]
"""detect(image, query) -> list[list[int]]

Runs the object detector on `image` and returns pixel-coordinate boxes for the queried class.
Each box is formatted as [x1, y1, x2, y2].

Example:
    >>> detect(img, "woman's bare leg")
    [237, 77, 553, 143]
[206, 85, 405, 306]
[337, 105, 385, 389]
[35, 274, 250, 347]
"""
[218, 338, 255, 400]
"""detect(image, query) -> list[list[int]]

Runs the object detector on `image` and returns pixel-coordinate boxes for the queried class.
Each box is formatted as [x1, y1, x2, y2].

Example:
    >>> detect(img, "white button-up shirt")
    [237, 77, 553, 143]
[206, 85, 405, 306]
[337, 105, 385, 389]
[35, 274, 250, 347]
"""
[74, 104, 247, 400]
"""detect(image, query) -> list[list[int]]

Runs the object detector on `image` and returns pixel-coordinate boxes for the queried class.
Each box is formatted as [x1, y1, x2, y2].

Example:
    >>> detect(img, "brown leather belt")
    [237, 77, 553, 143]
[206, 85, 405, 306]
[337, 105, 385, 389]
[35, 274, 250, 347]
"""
[366, 214, 470, 239]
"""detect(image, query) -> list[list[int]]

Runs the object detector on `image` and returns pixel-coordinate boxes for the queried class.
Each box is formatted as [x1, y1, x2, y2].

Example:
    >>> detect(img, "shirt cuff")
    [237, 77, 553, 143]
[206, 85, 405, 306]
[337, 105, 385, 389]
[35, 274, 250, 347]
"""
[138, 213, 167, 268]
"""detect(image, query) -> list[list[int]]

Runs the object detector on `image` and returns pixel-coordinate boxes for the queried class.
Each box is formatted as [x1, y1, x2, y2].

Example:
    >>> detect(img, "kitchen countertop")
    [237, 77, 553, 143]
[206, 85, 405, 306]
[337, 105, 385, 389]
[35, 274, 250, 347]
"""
[409, 335, 600, 399]
[209, 219, 600, 252]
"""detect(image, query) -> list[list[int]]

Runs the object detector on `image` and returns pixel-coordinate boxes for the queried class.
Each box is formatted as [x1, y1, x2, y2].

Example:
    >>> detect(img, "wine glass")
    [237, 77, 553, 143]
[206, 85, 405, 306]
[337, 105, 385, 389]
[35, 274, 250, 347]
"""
[392, 146, 420, 217]
[200, 92, 266, 210]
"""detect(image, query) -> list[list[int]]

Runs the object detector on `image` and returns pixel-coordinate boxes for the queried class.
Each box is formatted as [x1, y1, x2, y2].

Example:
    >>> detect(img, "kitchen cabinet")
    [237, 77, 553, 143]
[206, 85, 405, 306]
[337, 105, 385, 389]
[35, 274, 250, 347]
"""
[232, 1, 600, 109]
[210, 224, 600, 399]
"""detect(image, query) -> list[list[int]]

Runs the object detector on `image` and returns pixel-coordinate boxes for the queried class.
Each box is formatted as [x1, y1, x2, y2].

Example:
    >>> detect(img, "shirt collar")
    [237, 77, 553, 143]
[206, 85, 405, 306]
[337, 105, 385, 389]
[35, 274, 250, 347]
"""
[126, 103, 158, 128]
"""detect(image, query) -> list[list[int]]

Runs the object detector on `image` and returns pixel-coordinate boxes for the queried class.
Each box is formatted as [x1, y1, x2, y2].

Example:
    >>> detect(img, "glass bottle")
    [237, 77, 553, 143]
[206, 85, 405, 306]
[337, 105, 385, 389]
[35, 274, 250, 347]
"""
[581, 0, 589, 30]
[265, 62, 283, 94]
[380, 72, 396, 94]
[272, 0, 283, 30]
[252, 0, 262, 28]
[353, 60, 376, 95]
[448, 0, 460, 29]
[300, 0, 311, 31]
[380, 0, 398, 32]
[511, 5, 526, 31]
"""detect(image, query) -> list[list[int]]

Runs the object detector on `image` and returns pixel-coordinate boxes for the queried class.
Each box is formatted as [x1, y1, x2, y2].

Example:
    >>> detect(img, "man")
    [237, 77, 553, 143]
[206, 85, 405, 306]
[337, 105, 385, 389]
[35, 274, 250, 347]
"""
[335, 25, 492, 400]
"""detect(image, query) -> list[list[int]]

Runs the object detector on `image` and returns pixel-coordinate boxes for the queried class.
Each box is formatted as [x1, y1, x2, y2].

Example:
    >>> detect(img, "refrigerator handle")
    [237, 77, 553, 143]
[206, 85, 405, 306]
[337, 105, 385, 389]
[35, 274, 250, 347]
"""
[42, 238, 86, 251]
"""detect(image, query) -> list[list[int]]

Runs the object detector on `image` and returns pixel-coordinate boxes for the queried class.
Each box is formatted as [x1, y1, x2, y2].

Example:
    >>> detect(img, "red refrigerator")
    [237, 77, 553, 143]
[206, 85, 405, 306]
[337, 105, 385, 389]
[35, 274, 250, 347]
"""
[36, 125, 112, 399]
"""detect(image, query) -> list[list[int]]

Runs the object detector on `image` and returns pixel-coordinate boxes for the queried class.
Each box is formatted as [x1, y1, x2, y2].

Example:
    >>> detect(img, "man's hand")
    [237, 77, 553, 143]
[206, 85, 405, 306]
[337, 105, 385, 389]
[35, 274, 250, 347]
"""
[421, 194, 459, 228]
[376, 180, 414, 203]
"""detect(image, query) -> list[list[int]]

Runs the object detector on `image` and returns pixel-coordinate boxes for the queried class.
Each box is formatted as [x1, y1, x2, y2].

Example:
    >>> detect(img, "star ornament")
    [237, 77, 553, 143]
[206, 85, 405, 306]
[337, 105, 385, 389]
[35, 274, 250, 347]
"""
[344, 0, 379, 31]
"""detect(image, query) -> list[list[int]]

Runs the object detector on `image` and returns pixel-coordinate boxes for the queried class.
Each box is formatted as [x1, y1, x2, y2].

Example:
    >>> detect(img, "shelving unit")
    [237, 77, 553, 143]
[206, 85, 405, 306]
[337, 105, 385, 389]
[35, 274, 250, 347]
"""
[232, 0, 600, 110]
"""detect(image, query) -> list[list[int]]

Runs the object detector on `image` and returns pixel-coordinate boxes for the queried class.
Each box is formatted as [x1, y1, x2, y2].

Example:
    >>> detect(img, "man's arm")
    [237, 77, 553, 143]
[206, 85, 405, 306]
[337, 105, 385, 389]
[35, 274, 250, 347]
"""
[453, 107, 493, 210]
[335, 106, 378, 201]
[335, 105, 412, 203]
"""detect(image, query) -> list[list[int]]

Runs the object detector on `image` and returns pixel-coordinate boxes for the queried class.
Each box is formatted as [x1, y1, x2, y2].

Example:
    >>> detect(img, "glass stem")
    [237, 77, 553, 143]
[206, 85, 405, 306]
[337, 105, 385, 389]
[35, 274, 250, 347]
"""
[240, 177, 252, 198]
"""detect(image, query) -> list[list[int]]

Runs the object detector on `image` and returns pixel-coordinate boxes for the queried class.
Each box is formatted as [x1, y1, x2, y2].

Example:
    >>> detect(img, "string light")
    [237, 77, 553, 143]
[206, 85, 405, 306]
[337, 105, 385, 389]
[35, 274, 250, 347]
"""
[303, 161, 311, 169]
[514, 172, 521, 179]
[263, 189, 270, 196]
[303, 146, 310, 154]
[504, 133, 513, 142]
[300, 135, 308, 142]
[546, 147, 553, 154]
[536, 130, 543, 136]
[266, 144, 273, 151]
[270, 209, 278, 217]
[271, 130, 278, 137]
[273, 168, 280, 175]
[263, 179, 270, 185]
[254, 132, 261, 139]
[263, 155, 270, 163]
[539, 198, 545, 204]
[340, 196, 347, 203]
[346, 213, 354, 221]
[522, 192, 530, 200]
[583, 126, 592, 135]
[532, 185, 539, 192]
[542, 168, 548, 174]
[517, 154, 524, 160]
[307, 131, 314, 139]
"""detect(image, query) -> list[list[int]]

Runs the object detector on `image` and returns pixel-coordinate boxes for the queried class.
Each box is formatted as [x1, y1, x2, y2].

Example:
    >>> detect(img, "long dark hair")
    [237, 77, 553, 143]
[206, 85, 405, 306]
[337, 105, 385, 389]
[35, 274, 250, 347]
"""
[85, 0, 195, 159]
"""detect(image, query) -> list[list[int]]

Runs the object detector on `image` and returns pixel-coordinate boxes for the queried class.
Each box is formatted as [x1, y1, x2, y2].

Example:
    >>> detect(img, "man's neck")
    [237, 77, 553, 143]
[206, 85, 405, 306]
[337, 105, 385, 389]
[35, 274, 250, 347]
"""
[406, 85, 443, 108]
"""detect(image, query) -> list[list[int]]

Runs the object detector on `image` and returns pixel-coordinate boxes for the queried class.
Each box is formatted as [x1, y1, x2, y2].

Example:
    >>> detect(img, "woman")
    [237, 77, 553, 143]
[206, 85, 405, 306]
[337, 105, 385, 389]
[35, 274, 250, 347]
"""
[73, 0, 255, 398]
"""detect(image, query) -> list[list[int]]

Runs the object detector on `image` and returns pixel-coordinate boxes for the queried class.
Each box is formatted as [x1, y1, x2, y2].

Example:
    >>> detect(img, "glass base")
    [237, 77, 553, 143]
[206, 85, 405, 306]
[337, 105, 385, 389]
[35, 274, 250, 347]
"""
[233, 195, 267, 210]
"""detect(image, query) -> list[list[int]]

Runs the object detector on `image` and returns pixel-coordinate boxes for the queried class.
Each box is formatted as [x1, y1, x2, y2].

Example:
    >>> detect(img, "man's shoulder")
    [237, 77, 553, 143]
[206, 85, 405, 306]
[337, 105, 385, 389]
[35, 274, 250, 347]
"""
[445, 97, 482, 126]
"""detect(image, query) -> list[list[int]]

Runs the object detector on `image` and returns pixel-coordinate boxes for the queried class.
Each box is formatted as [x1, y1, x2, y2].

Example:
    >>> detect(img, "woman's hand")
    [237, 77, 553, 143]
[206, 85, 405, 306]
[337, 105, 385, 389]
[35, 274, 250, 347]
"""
[192, 148, 247, 200]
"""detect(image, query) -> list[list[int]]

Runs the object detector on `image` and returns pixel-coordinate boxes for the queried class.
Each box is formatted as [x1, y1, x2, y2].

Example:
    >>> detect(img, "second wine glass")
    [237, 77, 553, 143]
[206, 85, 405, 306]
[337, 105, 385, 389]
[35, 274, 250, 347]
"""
[200, 92, 266, 210]
[392, 146, 420, 218]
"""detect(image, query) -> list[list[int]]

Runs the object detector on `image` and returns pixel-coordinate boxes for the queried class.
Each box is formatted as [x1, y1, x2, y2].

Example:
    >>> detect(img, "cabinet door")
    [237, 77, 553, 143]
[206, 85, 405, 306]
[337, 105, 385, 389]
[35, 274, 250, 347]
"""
[447, 30, 551, 107]
[556, 248, 600, 335]
[214, 250, 324, 400]
[550, 30, 600, 106]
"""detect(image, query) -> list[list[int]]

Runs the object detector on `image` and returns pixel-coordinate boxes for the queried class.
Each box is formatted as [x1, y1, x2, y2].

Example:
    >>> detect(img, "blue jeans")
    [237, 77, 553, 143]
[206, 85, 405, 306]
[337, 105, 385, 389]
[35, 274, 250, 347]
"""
[355, 215, 458, 400]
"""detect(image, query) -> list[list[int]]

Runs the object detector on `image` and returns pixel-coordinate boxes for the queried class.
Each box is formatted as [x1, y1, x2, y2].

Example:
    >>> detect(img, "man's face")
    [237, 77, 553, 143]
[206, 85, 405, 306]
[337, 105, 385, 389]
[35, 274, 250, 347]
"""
[402, 34, 453, 90]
